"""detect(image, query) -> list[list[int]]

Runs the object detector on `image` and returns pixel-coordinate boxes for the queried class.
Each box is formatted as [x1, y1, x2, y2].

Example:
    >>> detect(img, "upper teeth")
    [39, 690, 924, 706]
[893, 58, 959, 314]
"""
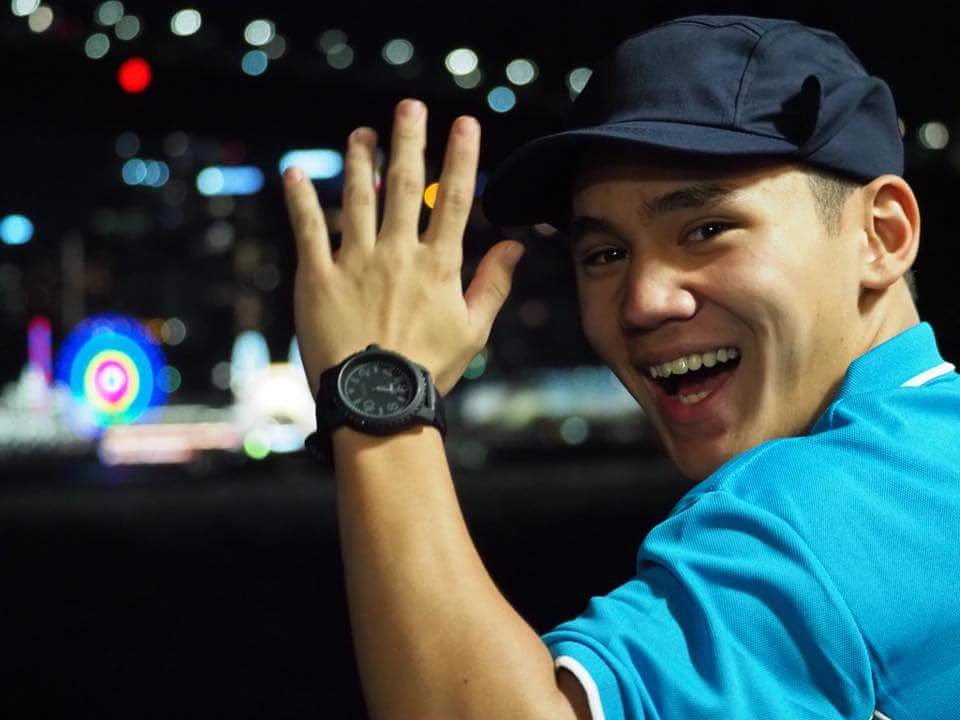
[649, 347, 739, 378]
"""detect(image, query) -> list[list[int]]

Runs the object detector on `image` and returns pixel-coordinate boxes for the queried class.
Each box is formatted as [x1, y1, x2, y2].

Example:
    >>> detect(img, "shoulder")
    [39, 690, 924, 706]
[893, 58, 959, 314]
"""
[678, 378, 960, 524]
[730, 376, 955, 473]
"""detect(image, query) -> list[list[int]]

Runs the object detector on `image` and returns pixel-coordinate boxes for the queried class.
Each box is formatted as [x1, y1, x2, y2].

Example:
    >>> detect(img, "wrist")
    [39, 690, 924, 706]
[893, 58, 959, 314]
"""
[331, 424, 445, 482]
[332, 423, 438, 446]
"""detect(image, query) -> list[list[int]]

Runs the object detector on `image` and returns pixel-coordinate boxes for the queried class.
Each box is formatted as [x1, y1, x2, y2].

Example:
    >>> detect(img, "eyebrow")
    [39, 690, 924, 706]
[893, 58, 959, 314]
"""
[565, 182, 742, 249]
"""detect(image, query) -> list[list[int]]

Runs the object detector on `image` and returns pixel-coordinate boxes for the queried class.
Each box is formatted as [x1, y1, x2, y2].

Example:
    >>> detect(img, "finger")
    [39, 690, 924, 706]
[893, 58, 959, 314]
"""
[379, 98, 427, 245]
[464, 240, 525, 344]
[341, 126, 379, 254]
[424, 115, 479, 257]
[283, 166, 333, 270]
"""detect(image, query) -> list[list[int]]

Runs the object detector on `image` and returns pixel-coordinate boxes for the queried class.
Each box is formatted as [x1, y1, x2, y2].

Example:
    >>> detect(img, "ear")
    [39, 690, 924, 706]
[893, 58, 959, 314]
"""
[858, 175, 920, 291]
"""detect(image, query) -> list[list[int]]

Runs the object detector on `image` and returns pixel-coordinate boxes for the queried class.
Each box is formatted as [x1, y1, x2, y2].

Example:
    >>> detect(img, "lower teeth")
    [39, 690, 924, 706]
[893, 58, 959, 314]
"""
[677, 389, 712, 405]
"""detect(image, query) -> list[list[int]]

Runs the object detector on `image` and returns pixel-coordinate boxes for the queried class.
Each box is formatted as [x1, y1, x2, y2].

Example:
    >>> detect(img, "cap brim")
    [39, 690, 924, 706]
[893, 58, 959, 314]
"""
[480, 122, 800, 229]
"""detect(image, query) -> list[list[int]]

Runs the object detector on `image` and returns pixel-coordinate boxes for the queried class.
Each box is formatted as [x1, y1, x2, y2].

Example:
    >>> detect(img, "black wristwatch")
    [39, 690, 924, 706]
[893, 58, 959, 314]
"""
[303, 344, 447, 469]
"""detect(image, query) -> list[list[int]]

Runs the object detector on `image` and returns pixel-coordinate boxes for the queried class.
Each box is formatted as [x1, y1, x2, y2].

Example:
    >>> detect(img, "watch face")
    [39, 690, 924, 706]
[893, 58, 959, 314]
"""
[340, 357, 417, 416]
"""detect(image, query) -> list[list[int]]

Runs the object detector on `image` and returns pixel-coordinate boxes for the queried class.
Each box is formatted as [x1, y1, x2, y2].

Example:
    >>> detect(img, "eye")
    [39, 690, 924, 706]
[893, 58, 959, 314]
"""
[579, 247, 627, 267]
[685, 221, 731, 244]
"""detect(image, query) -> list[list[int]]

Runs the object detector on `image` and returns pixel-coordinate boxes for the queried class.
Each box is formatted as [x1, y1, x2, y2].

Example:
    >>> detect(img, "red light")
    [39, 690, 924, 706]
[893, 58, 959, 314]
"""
[118, 57, 152, 94]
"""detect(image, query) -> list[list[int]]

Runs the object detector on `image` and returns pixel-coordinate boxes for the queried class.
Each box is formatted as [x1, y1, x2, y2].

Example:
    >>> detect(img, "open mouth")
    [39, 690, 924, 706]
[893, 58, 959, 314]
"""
[650, 355, 742, 404]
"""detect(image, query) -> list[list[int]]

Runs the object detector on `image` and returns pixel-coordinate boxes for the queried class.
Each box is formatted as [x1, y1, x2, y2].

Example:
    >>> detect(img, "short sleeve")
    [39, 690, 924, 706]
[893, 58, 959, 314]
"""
[541, 490, 876, 720]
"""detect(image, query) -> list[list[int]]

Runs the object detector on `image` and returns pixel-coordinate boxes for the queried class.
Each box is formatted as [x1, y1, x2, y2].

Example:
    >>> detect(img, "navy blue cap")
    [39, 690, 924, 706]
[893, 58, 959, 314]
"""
[480, 15, 904, 229]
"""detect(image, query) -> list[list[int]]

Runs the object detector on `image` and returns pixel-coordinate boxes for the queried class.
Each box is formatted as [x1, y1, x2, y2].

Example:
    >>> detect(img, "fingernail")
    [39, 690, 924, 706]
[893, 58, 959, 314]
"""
[506, 243, 526, 262]
[402, 99, 424, 119]
[285, 166, 303, 184]
[455, 116, 477, 136]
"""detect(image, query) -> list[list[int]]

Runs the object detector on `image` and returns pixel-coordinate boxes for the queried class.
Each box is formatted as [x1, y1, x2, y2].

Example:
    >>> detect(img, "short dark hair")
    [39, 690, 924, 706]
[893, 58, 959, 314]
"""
[802, 165, 918, 303]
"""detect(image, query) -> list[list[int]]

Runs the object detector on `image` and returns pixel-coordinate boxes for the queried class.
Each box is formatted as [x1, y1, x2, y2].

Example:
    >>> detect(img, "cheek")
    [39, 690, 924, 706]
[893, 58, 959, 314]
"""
[722, 236, 813, 318]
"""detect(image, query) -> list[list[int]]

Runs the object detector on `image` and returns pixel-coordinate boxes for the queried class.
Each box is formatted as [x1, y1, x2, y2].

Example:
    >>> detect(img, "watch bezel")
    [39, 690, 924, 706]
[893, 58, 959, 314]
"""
[333, 347, 427, 431]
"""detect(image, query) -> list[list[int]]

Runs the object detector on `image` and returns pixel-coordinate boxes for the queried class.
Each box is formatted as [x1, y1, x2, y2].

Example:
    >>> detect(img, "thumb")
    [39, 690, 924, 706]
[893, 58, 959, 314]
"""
[464, 240, 526, 333]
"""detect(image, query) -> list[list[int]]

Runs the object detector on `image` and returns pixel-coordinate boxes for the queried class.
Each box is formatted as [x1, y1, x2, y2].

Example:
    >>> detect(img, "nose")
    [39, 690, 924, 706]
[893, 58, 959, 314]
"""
[618, 256, 698, 332]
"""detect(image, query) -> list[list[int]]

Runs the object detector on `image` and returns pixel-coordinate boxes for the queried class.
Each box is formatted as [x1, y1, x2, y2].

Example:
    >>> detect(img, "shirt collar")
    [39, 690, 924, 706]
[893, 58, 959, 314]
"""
[834, 321, 955, 399]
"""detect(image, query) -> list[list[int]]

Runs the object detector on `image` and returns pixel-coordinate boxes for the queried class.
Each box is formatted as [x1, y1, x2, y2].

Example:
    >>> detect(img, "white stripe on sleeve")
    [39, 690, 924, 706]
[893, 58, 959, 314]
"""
[555, 654, 605, 720]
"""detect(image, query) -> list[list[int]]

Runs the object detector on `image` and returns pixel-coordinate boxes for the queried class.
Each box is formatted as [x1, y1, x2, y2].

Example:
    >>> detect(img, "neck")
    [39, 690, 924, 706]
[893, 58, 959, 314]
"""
[861, 281, 921, 357]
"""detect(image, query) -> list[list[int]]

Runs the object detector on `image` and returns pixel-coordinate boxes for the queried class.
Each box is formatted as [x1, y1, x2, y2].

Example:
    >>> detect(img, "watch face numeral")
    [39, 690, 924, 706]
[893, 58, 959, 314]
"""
[342, 358, 417, 415]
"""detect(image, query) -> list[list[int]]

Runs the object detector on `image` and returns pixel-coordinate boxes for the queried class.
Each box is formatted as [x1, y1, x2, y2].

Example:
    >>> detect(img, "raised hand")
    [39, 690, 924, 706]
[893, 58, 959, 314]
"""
[283, 98, 525, 398]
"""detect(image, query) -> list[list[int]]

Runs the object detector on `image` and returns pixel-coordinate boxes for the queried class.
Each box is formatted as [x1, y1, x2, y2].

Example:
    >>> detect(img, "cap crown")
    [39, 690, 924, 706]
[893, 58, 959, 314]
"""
[568, 16, 872, 149]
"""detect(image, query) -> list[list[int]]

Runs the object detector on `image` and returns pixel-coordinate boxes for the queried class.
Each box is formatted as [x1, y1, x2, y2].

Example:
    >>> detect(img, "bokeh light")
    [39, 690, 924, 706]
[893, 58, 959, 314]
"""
[11, 0, 40, 17]
[278, 149, 343, 180]
[27, 5, 52, 32]
[157, 366, 182, 393]
[170, 8, 201, 36]
[122, 158, 147, 184]
[487, 86, 516, 113]
[205, 220, 234, 252]
[0, 214, 34, 245]
[382, 38, 414, 65]
[161, 318, 186, 345]
[316, 28, 347, 53]
[54, 314, 168, 432]
[463, 348, 488, 380]
[445, 48, 478, 76]
[567, 67, 592, 97]
[143, 161, 170, 187]
[121, 158, 169, 187]
[211, 361, 231, 390]
[84, 33, 110, 59]
[241, 50, 268, 76]
[918, 121, 949, 150]
[243, 429, 270, 459]
[559, 416, 589, 445]
[505, 58, 537, 85]
[424, 181, 439, 209]
[327, 45, 354, 69]
[453, 68, 482, 89]
[114, 14, 141, 41]
[263, 35, 286, 60]
[118, 57, 152, 94]
[196, 166, 265, 196]
[94, 0, 123, 26]
[244, 19, 274, 46]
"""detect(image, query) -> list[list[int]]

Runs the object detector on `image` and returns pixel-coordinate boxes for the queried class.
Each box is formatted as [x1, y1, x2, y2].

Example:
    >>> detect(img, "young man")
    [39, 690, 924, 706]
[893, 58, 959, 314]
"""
[283, 14, 959, 720]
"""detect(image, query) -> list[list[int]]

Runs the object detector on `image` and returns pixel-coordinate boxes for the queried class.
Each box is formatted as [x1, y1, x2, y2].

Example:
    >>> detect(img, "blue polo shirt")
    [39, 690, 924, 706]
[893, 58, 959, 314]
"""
[542, 321, 958, 720]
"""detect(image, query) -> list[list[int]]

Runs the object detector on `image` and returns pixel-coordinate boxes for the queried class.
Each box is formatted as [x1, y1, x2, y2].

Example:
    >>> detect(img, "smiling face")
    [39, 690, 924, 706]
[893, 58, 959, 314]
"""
[567, 148, 872, 482]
